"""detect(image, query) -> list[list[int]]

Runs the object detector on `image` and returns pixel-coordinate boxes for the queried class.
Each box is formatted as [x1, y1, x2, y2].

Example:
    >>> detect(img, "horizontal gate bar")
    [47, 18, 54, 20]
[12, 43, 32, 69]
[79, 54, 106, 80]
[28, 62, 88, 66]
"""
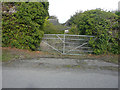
[65, 42, 87, 44]
[43, 38, 87, 41]
[44, 34, 95, 37]
[65, 46, 91, 49]
[64, 34, 95, 37]
[65, 50, 93, 52]
[63, 53, 83, 56]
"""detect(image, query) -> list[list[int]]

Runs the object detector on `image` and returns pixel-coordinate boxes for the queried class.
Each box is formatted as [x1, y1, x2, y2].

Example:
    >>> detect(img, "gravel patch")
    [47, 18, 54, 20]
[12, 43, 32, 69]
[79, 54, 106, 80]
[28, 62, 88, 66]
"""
[3, 58, 118, 71]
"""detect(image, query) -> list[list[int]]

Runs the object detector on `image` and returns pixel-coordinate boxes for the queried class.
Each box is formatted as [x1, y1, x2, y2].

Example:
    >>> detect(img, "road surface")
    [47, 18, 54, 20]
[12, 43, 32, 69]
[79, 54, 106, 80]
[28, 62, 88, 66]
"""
[2, 58, 118, 88]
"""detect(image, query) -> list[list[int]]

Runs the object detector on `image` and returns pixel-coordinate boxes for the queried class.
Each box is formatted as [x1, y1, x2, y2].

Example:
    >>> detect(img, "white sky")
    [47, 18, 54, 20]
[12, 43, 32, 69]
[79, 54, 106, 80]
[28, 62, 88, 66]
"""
[48, 0, 120, 23]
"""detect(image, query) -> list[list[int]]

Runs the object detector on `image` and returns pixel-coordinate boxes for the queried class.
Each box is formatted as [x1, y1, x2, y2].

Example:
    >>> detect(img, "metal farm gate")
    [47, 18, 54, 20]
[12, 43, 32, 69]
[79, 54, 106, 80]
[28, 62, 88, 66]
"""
[41, 34, 95, 55]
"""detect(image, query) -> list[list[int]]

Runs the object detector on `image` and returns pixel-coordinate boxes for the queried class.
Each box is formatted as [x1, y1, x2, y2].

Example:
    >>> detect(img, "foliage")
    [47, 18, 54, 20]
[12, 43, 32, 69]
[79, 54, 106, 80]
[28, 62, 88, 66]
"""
[43, 17, 64, 34]
[67, 11, 83, 26]
[115, 11, 120, 16]
[67, 9, 119, 54]
[68, 24, 79, 35]
[2, 2, 49, 51]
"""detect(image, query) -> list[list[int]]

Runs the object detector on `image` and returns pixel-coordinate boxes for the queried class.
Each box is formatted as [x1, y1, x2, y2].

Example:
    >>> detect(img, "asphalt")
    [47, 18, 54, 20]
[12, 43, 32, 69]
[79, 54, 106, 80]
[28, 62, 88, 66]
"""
[2, 58, 118, 88]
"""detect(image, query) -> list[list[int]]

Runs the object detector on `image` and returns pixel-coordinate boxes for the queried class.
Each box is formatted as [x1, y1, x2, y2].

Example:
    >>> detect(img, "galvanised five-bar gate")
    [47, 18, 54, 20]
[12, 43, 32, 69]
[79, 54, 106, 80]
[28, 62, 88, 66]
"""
[41, 34, 95, 55]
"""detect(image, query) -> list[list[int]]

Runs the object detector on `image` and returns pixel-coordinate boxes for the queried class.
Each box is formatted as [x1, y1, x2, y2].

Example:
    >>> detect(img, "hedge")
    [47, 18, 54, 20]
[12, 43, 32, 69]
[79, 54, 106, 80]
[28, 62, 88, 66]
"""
[2, 2, 49, 50]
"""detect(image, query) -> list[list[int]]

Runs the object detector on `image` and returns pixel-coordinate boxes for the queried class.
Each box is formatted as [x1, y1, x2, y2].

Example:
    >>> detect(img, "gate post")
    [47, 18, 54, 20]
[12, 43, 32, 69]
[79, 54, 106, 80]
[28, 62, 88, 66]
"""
[63, 34, 65, 54]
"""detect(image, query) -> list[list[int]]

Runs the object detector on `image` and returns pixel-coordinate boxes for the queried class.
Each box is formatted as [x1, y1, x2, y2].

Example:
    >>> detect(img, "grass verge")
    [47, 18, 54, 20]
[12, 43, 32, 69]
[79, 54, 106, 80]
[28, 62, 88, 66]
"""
[1, 47, 119, 64]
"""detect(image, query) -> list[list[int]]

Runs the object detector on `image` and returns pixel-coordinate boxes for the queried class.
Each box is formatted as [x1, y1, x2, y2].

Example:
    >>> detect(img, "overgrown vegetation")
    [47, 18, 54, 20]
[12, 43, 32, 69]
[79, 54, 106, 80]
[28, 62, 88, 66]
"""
[67, 9, 119, 54]
[2, 2, 49, 51]
[43, 16, 64, 34]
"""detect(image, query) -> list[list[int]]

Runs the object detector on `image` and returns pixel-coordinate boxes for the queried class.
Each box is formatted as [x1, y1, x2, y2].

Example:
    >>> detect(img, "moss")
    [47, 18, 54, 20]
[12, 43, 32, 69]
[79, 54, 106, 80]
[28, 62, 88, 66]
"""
[65, 65, 72, 68]
[99, 66, 118, 71]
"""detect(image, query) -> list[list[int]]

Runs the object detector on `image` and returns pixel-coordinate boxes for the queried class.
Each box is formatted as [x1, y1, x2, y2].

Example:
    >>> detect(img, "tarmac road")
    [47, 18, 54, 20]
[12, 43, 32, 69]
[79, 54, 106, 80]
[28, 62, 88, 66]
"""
[2, 58, 118, 88]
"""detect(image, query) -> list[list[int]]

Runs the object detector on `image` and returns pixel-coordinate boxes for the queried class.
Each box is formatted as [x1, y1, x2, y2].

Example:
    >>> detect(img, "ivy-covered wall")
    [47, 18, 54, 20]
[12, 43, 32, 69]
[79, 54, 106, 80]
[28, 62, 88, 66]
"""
[2, 2, 49, 50]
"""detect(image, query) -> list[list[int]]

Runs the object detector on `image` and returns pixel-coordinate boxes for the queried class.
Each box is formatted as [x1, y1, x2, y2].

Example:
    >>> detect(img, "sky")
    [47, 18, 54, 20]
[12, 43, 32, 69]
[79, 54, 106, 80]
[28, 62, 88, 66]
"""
[48, 0, 120, 23]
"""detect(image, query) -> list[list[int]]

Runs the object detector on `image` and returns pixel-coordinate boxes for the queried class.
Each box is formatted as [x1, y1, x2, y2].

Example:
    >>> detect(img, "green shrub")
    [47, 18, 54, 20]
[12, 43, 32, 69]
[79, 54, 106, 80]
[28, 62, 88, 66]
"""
[2, 2, 49, 50]
[67, 9, 119, 54]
